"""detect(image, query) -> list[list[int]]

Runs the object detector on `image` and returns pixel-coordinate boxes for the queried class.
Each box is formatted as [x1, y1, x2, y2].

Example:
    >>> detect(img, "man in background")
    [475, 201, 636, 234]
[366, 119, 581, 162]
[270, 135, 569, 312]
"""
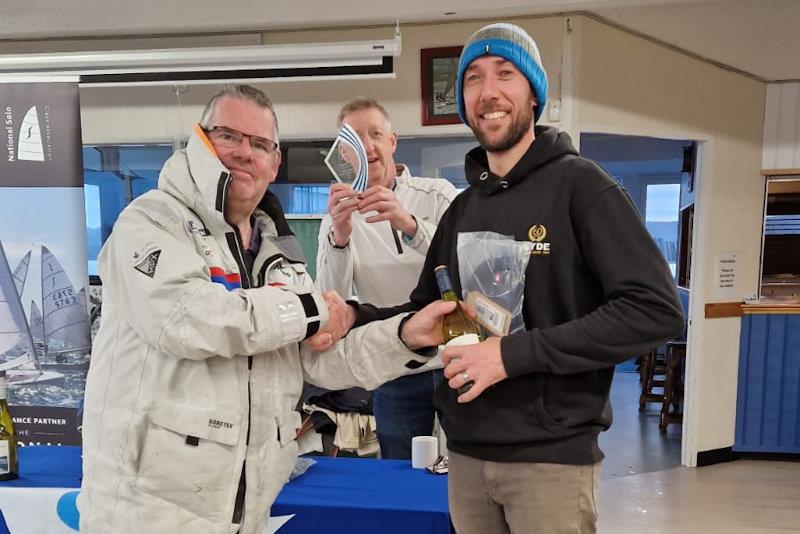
[315, 97, 458, 459]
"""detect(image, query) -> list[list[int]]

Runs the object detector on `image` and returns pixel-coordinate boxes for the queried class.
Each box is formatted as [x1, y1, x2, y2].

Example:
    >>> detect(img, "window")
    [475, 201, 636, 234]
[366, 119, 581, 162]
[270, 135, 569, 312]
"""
[83, 144, 172, 275]
[645, 183, 681, 277]
[395, 136, 475, 190]
[760, 177, 800, 299]
[82, 136, 476, 274]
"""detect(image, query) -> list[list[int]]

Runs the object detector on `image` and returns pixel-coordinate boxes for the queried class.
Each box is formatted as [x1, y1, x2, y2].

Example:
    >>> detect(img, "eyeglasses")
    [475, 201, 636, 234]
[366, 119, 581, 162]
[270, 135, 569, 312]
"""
[203, 126, 279, 158]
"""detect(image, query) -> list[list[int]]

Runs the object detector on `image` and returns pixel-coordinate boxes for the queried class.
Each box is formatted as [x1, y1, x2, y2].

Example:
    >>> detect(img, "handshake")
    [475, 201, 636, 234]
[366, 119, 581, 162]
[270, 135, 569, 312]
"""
[303, 290, 457, 353]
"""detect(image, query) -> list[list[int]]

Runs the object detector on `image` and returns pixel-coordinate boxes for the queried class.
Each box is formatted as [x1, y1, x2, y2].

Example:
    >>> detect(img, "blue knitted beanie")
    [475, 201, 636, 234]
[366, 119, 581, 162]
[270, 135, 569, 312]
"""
[456, 23, 548, 123]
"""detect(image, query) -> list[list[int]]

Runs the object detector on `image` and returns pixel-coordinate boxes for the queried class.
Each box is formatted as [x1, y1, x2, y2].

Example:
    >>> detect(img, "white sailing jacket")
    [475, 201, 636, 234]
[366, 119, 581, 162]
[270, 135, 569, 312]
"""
[316, 166, 458, 307]
[78, 126, 429, 534]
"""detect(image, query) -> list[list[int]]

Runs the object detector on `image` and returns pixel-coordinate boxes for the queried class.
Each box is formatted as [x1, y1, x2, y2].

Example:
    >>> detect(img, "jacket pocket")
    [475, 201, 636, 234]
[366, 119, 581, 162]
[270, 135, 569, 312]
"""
[136, 402, 242, 521]
[277, 411, 302, 448]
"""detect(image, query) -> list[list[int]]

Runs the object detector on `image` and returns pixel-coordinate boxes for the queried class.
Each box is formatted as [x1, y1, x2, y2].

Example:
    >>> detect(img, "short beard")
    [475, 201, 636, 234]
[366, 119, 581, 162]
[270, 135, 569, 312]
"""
[471, 105, 534, 153]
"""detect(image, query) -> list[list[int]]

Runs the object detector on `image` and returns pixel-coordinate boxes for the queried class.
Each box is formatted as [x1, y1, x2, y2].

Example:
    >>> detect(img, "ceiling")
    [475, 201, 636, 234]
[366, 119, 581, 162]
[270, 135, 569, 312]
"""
[1, 0, 797, 82]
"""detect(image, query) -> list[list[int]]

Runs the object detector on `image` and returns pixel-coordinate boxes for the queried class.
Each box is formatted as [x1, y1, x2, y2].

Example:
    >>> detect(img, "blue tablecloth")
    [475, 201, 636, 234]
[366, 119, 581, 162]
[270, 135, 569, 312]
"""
[1, 446, 82, 488]
[0, 446, 453, 534]
[274, 456, 452, 534]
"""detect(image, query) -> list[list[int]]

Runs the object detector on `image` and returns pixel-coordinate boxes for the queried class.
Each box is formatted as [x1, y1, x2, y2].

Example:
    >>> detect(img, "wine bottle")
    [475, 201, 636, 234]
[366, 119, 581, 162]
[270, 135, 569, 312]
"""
[0, 370, 19, 481]
[434, 265, 482, 395]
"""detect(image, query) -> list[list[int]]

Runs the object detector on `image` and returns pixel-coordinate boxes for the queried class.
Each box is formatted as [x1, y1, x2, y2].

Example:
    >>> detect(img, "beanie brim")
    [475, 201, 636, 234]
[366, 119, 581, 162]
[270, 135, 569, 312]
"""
[456, 37, 548, 124]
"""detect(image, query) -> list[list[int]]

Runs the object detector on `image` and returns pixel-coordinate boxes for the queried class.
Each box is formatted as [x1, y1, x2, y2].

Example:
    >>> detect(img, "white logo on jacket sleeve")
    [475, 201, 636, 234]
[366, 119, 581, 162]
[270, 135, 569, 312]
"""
[267, 262, 299, 287]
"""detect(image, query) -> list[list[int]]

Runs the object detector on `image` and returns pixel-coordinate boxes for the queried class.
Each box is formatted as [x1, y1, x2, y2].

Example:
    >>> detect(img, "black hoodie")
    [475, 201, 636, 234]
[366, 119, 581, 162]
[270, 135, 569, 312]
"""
[360, 126, 684, 464]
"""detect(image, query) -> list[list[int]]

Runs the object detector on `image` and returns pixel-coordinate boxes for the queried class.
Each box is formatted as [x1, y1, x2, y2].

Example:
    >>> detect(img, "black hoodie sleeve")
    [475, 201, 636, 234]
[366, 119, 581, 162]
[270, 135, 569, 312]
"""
[501, 182, 686, 377]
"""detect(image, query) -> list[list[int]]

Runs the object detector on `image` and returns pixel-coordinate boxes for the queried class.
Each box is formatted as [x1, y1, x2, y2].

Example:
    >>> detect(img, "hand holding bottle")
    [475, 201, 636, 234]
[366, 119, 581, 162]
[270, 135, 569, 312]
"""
[442, 336, 507, 403]
[399, 300, 458, 350]
[434, 265, 483, 394]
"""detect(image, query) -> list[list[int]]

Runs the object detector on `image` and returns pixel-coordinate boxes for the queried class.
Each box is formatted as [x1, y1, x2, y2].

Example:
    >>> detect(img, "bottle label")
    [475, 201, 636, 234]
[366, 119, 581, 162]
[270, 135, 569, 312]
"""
[444, 333, 480, 347]
[0, 441, 9, 475]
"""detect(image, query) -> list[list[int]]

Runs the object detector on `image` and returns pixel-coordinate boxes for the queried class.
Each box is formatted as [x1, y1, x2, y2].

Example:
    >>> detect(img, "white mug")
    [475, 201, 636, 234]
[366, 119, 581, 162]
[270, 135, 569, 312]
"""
[411, 435, 439, 469]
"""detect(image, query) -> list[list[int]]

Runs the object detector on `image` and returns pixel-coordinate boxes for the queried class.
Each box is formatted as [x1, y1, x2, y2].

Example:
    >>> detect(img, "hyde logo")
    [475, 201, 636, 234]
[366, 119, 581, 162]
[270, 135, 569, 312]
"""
[528, 225, 551, 255]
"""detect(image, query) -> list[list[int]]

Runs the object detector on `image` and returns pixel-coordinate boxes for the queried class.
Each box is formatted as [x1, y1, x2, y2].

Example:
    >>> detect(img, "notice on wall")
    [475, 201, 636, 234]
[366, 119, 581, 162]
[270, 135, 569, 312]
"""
[714, 252, 739, 300]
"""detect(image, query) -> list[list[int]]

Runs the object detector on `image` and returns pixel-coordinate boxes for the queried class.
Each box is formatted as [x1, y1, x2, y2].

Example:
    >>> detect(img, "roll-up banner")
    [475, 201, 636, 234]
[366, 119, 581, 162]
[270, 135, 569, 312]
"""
[0, 81, 88, 446]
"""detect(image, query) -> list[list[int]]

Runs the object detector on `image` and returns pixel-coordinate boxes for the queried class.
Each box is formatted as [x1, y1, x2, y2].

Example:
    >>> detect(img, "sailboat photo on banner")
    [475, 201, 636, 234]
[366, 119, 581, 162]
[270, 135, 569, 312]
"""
[0, 241, 68, 388]
[1, 81, 86, 445]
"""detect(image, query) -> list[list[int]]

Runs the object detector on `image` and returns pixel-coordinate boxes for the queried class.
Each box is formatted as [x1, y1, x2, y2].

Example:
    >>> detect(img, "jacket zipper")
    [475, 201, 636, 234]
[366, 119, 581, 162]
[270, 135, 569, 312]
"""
[221, 172, 254, 526]
[391, 228, 404, 254]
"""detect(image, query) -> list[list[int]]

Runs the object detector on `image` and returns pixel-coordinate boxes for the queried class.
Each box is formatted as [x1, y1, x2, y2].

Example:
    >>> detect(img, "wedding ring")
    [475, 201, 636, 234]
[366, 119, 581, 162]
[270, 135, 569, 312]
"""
[461, 371, 469, 382]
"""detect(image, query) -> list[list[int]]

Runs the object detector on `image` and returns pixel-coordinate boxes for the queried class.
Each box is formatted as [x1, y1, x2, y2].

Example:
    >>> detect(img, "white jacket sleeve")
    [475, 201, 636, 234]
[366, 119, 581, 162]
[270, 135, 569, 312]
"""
[99, 202, 328, 361]
[314, 214, 356, 298]
[401, 179, 459, 255]
[300, 314, 437, 390]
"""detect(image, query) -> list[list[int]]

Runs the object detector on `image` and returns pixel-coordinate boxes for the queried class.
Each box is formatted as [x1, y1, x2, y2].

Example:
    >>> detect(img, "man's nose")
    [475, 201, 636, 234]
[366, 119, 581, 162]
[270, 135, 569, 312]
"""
[231, 137, 253, 159]
[360, 135, 375, 153]
[479, 76, 500, 101]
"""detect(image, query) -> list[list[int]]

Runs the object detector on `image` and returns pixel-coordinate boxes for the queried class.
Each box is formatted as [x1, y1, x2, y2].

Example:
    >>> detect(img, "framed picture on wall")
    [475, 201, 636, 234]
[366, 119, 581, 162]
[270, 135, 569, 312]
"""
[420, 46, 463, 126]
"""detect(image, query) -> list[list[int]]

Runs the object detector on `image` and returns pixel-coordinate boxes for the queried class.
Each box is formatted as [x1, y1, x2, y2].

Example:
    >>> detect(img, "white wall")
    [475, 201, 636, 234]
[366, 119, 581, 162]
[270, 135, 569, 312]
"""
[763, 82, 800, 170]
[78, 18, 567, 143]
[576, 16, 765, 465]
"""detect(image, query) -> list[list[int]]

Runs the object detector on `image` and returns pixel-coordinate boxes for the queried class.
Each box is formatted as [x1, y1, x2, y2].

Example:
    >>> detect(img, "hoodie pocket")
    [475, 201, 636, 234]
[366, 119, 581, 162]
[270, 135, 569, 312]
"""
[136, 402, 242, 521]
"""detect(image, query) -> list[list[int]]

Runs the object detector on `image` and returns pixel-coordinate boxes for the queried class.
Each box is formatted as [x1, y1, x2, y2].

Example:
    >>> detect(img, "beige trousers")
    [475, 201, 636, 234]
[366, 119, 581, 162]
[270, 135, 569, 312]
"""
[448, 451, 600, 534]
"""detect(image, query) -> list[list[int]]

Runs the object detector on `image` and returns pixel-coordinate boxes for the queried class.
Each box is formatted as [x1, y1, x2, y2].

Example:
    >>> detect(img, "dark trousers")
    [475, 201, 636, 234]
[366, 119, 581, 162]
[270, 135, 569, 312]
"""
[372, 369, 443, 460]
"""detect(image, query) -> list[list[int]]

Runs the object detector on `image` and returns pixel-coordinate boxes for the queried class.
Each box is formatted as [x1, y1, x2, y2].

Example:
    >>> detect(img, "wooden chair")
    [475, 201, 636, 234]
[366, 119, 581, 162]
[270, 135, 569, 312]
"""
[639, 347, 667, 411]
[659, 341, 687, 432]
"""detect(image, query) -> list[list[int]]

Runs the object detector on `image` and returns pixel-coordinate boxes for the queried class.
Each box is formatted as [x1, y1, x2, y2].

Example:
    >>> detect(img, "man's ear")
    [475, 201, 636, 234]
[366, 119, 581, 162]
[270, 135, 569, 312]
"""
[270, 147, 282, 176]
[390, 131, 398, 154]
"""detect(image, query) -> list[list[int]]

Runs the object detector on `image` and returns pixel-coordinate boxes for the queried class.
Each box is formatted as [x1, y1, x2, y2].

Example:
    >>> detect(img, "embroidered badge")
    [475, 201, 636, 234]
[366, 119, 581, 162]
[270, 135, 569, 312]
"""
[134, 249, 161, 278]
[528, 225, 547, 242]
[185, 220, 210, 236]
[528, 225, 551, 255]
[267, 265, 297, 287]
[209, 267, 241, 291]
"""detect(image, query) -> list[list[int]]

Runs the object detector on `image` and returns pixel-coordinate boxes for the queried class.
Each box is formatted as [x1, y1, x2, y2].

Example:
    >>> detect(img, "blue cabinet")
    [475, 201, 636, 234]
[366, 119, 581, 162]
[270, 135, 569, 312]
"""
[735, 313, 800, 453]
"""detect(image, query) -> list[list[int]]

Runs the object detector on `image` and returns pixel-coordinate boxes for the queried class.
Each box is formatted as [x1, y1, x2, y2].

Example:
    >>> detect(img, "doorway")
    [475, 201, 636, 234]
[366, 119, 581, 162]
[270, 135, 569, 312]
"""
[580, 132, 695, 478]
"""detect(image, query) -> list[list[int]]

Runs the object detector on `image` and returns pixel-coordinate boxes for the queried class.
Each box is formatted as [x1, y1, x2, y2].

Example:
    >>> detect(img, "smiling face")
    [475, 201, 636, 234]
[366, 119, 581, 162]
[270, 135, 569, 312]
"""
[206, 96, 281, 213]
[340, 106, 398, 189]
[462, 55, 537, 154]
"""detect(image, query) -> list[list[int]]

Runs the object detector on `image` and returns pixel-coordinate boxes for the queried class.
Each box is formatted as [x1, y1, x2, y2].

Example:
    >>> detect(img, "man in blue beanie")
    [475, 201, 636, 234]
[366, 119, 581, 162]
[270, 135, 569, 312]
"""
[357, 22, 684, 533]
[439, 22, 684, 532]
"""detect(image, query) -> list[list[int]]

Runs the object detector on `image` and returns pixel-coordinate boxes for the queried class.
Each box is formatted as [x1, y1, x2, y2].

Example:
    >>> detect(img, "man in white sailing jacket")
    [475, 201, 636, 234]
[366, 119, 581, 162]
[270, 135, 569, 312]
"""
[78, 84, 452, 534]
[316, 97, 458, 459]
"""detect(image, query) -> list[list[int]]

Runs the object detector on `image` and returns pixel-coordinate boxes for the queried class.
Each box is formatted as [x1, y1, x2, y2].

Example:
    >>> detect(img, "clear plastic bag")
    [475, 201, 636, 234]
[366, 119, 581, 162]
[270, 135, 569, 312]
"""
[457, 232, 533, 335]
[289, 457, 317, 482]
